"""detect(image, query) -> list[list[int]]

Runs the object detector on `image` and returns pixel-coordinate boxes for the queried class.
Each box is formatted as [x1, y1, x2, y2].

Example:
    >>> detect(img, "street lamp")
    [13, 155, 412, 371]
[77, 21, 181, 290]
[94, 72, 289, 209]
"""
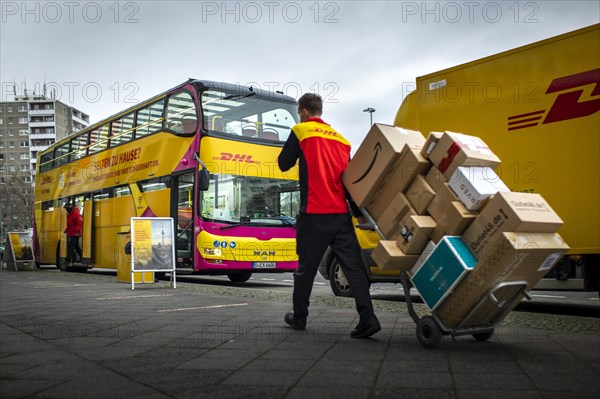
[363, 107, 375, 127]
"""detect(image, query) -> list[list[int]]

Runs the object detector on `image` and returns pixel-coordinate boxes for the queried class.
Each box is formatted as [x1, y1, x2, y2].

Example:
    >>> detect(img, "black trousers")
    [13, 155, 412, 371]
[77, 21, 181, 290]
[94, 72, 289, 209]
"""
[67, 236, 82, 262]
[294, 213, 374, 322]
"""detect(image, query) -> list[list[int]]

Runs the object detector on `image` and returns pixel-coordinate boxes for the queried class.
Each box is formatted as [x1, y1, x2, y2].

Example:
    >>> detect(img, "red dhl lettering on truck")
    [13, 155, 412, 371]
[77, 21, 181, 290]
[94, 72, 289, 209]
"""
[508, 68, 600, 131]
[213, 152, 258, 163]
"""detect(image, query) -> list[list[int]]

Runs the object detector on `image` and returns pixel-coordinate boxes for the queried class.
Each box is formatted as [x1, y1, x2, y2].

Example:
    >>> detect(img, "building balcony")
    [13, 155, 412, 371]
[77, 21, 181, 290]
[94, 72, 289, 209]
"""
[29, 121, 55, 128]
[30, 132, 55, 140]
[29, 109, 54, 116]
[72, 114, 89, 126]
[30, 145, 49, 152]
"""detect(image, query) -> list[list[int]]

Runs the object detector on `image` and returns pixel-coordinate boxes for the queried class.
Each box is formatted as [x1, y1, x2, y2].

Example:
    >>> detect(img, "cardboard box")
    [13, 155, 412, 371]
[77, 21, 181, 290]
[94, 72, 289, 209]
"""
[410, 240, 435, 275]
[397, 215, 437, 254]
[448, 166, 510, 211]
[405, 175, 436, 214]
[428, 131, 501, 179]
[436, 232, 569, 328]
[343, 124, 425, 207]
[411, 236, 477, 310]
[454, 283, 527, 328]
[425, 167, 460, 203]
[377, 193, 416, 239]
[421, 131, 443, 159]
[367, 146, 430, 220]
[462, 191, 564, 259]
[371, 240, 420, 271]
[427, 197, 477, 242]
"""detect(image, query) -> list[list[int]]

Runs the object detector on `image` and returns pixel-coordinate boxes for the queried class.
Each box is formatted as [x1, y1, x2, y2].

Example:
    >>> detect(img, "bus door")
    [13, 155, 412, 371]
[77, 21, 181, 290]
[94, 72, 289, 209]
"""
[81, 195, 93, 265]
[170, 170, 195, 268]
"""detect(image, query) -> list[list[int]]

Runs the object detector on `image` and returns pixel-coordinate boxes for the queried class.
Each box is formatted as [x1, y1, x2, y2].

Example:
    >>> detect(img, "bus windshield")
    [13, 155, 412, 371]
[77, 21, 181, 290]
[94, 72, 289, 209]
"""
[201, 174, 300, 226]
[201, 89, 298, 142]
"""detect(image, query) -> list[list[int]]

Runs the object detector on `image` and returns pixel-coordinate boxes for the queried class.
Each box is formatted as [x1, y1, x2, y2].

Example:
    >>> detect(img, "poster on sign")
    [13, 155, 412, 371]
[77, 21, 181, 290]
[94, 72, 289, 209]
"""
[3, 232, 34, 271]
[130, 217, 176, 289]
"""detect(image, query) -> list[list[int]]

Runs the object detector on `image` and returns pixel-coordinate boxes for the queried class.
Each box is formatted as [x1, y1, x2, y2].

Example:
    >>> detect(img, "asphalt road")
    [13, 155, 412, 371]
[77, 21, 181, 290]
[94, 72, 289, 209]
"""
[82, 268, 600, 318]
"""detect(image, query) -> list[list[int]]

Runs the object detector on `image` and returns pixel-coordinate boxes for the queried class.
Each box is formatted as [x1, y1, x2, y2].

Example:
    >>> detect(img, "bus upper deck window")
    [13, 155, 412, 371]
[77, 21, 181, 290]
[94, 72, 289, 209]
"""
[166, 91, 197, 135]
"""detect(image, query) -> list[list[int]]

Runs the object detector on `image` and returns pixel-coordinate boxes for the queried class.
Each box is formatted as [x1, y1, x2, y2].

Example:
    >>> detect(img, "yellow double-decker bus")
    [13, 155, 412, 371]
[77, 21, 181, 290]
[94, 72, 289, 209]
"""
[33, 80, 300, 282]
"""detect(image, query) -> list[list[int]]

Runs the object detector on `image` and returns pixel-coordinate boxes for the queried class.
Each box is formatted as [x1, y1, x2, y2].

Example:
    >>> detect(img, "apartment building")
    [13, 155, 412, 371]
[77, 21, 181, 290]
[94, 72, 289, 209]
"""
[0, 95, 90, 184]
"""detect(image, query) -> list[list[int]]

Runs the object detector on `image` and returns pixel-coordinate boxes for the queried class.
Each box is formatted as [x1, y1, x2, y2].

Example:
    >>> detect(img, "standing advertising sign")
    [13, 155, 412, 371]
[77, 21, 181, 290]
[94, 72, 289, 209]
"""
[130, 217, 176, 290]
[3, 232, 35, 271]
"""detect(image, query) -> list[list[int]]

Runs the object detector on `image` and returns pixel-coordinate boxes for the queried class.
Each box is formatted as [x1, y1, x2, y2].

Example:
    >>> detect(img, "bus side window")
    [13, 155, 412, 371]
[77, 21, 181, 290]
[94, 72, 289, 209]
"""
[93, 188, 112, 201]
[97, 124, 109, 151]
[40, 152, 53, 172]
[55, 141, 71, 166]
[166, 91, 197, 135]
[138, 176, 170, 192]
[111, 113, 134, 147]
[136, 100, 165, 138]
[72, 132, 89, 158]
[41, 200, 55, 211]
[88, 128, 99, 154]
[115, 185, 131, 197]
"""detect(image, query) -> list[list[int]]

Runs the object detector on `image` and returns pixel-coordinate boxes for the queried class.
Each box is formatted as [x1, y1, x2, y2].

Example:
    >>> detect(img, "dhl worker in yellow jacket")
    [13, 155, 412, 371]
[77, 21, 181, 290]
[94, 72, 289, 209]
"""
[278, 93, 381, 339]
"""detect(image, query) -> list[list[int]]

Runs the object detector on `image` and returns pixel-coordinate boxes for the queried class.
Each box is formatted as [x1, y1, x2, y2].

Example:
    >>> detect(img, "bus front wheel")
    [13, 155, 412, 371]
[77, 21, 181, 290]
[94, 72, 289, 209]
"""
[227, 272, 251, 283]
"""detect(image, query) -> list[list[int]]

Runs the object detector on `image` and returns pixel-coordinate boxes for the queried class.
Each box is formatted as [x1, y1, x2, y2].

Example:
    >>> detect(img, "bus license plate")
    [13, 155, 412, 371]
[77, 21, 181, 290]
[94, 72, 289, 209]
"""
[253, 262, 276, 269]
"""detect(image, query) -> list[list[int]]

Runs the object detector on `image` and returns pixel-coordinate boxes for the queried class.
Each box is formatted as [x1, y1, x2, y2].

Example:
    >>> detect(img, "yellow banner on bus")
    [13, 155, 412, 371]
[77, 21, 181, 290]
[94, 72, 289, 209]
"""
[35, 133, 194, 202]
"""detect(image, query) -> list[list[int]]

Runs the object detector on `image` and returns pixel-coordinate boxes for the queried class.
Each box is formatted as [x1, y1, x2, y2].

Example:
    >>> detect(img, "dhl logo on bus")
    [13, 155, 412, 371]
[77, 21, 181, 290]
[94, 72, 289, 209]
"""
[200, 136, 298, 180]
[213, 152, 257, 163]
[508, 68, 600, 131]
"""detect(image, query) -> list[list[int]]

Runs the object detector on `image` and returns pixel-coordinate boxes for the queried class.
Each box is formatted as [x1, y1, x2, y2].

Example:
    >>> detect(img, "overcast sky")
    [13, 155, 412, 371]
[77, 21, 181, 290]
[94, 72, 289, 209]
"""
[1, 1, 599, 146]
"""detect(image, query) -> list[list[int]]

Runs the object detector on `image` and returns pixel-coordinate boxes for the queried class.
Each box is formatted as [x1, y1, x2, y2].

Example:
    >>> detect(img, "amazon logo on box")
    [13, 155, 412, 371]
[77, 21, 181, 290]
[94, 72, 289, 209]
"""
[342, 124, 426, 208]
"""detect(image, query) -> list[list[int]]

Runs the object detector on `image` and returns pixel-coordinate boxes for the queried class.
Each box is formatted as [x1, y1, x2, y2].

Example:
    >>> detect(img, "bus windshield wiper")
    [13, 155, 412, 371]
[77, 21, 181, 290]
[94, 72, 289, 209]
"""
[219, 216, 295, 230]
[261, 216, 296, 226]
[222, 92, 256, 101]
[220, 221, 257, 231]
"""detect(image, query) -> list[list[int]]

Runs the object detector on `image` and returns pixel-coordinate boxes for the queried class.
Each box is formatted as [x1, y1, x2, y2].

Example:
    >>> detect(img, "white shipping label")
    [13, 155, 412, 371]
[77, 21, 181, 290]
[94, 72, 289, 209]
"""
[538, 252, 563, 272]
[426, 141, 437, 155]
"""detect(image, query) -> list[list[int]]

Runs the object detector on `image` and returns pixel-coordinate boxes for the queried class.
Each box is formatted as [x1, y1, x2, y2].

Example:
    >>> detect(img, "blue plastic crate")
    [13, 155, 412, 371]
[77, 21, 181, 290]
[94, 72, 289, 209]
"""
[411, 236, 477, 311]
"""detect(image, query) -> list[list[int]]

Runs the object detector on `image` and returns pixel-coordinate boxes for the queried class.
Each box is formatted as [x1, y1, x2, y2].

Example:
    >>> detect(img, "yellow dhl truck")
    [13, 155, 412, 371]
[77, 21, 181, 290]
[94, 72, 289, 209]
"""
[319, 23, 599, 296]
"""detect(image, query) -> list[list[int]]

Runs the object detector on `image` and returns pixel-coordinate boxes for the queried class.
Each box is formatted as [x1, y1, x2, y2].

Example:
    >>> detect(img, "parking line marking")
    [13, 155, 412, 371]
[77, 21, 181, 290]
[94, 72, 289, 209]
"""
[282, 279, 293, 282]
[96, 294, 176, 300]
[314, 282, 325, 285]
[157, 303, 248, 313]
[260, 278, 276, 281]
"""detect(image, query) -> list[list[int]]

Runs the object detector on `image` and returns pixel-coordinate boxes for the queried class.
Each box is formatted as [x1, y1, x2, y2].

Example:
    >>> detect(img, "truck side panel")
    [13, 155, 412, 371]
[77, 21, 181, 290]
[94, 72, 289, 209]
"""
[395, 24, 600, 255]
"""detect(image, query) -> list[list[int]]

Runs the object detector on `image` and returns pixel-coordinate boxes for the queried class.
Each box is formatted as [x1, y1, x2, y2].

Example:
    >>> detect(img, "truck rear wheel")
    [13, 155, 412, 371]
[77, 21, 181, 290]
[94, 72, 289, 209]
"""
[330, 260, 353, 297]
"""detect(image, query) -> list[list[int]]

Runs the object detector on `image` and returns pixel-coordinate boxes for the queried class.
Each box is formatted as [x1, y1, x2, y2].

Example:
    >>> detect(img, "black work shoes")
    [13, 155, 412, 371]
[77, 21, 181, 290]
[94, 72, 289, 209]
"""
[351, 315, 381, 339]
[284, 313, 306, 331]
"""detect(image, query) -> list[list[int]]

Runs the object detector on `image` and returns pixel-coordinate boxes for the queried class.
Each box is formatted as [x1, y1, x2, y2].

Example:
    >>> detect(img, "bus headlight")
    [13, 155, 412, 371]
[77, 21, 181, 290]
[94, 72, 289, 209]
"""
[204, 248, 222, 257]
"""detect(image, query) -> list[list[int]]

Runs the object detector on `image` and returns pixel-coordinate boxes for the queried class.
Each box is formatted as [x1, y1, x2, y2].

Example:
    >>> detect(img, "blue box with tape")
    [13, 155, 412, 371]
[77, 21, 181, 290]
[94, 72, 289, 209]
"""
[410, 236, 477, 311]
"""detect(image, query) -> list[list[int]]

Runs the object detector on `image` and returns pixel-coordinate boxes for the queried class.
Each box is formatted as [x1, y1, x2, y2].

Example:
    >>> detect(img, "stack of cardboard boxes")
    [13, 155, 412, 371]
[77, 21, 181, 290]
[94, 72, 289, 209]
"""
[343, 124, 570, 329]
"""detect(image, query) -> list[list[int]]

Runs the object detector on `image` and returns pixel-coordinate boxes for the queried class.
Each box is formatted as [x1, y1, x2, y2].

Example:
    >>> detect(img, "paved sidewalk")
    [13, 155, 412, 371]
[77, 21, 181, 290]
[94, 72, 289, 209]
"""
[1, 269, 599, 399]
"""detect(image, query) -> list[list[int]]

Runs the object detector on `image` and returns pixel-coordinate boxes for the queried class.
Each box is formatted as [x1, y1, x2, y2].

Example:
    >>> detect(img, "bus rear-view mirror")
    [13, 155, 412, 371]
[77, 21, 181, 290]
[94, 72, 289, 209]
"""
[198, 169, 210, 191]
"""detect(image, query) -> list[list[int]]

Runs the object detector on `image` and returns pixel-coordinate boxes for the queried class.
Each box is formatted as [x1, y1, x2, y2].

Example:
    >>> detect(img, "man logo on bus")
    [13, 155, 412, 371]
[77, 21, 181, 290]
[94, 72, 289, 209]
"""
[508, 68, 600, 131]
[214, 152, 257, 163]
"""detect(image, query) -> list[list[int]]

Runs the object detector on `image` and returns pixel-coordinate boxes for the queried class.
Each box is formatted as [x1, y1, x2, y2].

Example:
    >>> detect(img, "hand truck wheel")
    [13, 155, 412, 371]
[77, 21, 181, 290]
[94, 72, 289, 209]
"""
[416, 316, 443, 349]
[472, 329, 495, 342]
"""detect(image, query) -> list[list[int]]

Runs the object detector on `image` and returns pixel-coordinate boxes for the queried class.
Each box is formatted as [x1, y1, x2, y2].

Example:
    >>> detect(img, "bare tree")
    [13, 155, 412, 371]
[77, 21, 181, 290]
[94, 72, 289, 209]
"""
[0, 171, 34, 234]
